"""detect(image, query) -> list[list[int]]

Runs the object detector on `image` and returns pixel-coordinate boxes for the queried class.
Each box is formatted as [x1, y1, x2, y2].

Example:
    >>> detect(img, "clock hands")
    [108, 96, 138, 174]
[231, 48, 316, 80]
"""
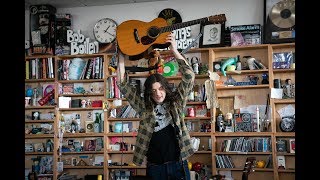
[104, 25, 110, 33]
[106, 31, 115, 37]
[103, 25, 115, 37]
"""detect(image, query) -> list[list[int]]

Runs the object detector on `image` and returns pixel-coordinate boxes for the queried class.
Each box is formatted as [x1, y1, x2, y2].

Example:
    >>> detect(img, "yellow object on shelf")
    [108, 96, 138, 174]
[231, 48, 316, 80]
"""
[188, 161, 192, 170]
[256, 160, 266, 168]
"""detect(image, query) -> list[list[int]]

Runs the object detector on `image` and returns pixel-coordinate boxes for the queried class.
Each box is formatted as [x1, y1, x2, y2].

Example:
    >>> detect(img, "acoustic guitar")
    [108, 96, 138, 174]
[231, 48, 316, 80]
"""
[242, 157, 256, 180]
[116, 14, 226, 56]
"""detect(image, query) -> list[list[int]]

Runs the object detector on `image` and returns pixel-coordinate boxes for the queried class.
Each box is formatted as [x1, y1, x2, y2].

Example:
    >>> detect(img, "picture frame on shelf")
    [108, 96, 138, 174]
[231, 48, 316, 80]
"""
[199, 22, 225, 48]
[84, 139, 96, 151]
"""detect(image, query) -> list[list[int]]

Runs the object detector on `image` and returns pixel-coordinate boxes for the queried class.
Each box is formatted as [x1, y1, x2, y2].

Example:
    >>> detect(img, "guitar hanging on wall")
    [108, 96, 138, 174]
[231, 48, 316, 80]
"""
[242, 157, 256, 180]
[116, 14, 226, 57]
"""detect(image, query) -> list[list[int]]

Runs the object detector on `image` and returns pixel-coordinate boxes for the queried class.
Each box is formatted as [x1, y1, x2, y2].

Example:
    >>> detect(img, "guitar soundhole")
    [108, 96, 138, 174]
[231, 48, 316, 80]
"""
[141, 36, 155, 45]
[148, 26, 160, 38]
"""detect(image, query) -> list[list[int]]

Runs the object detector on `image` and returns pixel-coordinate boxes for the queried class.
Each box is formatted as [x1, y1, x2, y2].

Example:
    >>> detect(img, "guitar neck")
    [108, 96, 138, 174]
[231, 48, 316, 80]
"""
[160, 17, 209, 33]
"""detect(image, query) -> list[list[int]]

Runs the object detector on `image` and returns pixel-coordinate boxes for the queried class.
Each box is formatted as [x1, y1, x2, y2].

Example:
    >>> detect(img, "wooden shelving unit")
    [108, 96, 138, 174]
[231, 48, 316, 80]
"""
[25, 43, 295, 180]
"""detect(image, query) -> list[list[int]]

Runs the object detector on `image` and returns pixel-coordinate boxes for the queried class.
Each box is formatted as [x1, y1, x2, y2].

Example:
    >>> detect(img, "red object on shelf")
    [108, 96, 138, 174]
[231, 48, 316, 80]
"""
[92, 100, 103, 107]
[38, 89, 55, 106]
[192, 162, 202, 172]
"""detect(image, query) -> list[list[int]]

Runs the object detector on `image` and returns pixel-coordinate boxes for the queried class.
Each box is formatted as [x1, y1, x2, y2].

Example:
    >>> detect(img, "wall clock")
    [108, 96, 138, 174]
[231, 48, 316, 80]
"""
[93, 18, 117, 43]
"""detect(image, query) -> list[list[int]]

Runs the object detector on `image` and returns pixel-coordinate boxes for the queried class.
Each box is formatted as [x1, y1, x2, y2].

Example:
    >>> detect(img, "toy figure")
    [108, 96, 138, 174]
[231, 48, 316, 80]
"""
[148, 50, 162, 74]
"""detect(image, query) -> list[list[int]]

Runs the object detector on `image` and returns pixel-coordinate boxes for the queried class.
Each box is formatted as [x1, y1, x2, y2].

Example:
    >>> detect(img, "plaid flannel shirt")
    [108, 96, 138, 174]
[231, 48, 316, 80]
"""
[117, 58, 195, 166]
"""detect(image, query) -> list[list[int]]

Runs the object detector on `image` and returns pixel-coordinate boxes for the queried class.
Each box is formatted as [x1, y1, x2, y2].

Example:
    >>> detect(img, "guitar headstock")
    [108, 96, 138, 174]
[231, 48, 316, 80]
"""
[243, 157, 256, 178]
[208, 14, 226, 24]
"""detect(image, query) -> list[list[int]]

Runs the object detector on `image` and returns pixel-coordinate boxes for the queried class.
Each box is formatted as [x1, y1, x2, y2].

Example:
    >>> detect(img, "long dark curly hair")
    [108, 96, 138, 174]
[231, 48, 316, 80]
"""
[144, 73, 177, 110]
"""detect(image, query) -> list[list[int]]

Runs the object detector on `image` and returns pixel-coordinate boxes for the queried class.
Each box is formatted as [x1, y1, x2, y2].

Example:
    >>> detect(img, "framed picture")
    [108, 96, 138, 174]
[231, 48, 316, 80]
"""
[264, 0, 295, 43]
[84, 139, 96, 151]
[199, 22, 225, 48]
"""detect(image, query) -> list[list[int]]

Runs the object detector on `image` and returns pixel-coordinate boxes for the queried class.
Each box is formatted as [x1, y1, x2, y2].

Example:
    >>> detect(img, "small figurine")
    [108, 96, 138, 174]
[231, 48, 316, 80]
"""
[81, 99, 87, 108]
[216, 114, 225, 132]
[87, 99, 92, 107]
[148, 50, 161, 74]
[282, 79, 295, 98]
[224, 112, 234, 132]
[191, 57, 199, 74]
[261, 73, 269, 84]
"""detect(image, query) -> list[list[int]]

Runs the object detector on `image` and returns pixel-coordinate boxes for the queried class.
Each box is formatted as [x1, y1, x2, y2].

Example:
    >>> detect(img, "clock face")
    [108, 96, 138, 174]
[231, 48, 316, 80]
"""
[93, 18, 117, 43]
[280, 117, 295, 132]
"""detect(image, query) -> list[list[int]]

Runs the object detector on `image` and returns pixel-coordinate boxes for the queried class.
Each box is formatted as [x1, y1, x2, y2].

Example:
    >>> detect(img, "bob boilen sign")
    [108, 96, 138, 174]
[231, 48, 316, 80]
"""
[67, 30, 99, 55]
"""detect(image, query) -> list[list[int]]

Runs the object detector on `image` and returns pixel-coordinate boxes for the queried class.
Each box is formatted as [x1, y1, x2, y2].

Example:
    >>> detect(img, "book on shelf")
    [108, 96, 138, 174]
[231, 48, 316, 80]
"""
[25, 61, 30, 79]
[276, 139, 287, 152]
[63, 59, 70, 80]
[48, 57, 54, 78]
[289, 139, 295, 153]
[85, 59, 95, 79]
[79, 60, 89, 80]
[68, 58, 87, 80]
[41, 58, 47, 79]
[31, 59, 36, 79]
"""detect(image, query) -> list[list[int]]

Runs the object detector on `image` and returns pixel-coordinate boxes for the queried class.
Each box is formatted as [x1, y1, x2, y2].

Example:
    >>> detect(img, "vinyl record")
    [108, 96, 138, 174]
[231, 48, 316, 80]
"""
[158, 8, 182, 25]
[270, 0, 295, 28]
[163, 61, 178, 77]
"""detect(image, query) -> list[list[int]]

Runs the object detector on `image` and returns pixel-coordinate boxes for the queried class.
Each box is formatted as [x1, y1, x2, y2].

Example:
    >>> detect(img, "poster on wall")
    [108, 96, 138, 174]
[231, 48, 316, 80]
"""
[173, 24, 201, 50]
[55, 14, 72, 55]
[158, 8, 201, 51]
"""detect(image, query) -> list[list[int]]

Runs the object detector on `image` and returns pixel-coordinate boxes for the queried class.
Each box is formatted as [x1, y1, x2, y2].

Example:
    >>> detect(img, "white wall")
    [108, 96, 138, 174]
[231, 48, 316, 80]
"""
[25, 0, 264, 41]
